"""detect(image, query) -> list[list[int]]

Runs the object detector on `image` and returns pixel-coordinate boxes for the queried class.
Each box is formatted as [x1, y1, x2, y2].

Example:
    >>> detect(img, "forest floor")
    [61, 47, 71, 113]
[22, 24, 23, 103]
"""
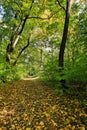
[0, 78, 87, 130]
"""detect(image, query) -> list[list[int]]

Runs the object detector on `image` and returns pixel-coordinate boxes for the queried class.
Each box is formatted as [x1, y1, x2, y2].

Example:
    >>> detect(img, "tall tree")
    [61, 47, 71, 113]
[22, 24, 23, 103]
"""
[58, 0, 73, 67]
[6, 0, 34, 63]
[57, 0, 73, 88]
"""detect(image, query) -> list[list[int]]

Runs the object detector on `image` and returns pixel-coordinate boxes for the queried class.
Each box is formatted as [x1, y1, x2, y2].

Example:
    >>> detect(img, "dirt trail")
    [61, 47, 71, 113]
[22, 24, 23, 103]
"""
[0, 79, 87, 130]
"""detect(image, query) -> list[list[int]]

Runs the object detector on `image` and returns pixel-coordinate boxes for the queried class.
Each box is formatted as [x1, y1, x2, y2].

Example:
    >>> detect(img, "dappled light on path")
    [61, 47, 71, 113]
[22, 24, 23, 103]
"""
[23, 77, 39, 81]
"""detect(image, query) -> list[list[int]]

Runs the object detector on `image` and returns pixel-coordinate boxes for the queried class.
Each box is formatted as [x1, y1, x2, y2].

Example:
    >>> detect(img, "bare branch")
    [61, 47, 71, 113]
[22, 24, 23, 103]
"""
[28, 16, 48, 20]
[18, 0, 34, 35]
[28, 10, 59, 20]
[56, 0, 66, 11]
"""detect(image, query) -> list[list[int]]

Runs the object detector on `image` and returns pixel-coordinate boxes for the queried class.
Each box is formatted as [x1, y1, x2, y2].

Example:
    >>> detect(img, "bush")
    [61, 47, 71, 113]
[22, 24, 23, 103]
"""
[0, 60, 27, 83]
[65, 54, 87, 84]
[41, 58, 64, 95]
[42, 59, 58, 85]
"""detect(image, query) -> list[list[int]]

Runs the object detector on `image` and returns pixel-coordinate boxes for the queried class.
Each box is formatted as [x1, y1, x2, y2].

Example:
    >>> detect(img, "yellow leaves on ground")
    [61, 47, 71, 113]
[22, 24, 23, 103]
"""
[0, 128, 6, 130]
[51, 119, 57, 127]
[51, 105, 57, 111]
[35, 121, 45, 130]
[26, 128, 31, 130]
[0, 79, 87, 129]
[60, 121, 86, 130]
[43, 112, 50, 120]
[39, 121, 44, 126]
[79, 126, 85, 130]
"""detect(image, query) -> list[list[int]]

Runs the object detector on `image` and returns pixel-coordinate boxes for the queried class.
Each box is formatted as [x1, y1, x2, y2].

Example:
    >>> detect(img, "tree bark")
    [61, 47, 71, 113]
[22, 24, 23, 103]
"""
[6, 15, 29, 64]
[58, 0, 73, 89]
[59, 0, 72, 67]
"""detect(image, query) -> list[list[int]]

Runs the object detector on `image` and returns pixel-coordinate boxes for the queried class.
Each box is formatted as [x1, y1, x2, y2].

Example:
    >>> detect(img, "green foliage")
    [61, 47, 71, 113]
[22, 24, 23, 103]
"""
[65, 54, 87, 84]
[41, 57, 64, 95]
[0, 59, 27, 83]
[47, 22, 59, 30]
[42, 58, 58, 84]
[55, 84, 63, 95]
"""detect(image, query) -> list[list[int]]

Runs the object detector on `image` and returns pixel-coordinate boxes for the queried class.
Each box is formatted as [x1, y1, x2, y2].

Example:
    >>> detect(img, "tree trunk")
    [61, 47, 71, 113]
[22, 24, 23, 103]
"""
[58, 0, 73, 89]
[6, 15, 29, 64]
[40, 43, 43, 68]
[6, 0, 34, 64]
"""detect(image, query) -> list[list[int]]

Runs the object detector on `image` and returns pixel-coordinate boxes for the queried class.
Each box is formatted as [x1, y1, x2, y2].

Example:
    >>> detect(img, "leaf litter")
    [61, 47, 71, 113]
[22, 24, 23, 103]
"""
[0, 79, 87, 130]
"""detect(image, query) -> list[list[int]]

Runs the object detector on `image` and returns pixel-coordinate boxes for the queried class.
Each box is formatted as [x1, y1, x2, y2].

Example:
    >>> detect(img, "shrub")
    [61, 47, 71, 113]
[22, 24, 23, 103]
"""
[0, 60, 26, 83]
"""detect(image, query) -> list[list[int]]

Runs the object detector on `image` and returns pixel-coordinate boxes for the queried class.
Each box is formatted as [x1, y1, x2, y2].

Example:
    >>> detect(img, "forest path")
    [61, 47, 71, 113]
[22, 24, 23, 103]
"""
[0, 79, 87, 130]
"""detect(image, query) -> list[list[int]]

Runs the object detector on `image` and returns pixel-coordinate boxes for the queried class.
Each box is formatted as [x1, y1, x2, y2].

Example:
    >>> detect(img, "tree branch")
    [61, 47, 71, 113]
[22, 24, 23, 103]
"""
[28, 16, 48, 20]
[6, 0, 34, 64]
[28, 10, 58, 20]
[13, 36, 30, 66]
[18, 0, 34, 35]
[56, 0, 66, 11]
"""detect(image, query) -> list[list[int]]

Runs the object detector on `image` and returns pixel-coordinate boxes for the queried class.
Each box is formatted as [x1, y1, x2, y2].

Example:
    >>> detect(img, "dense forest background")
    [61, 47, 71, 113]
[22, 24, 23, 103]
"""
[0, 0, 87, 94]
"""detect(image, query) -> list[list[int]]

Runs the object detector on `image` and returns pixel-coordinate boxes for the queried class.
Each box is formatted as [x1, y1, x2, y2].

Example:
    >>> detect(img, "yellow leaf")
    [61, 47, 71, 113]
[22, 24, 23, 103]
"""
[36, 126, 41, 130]
[26, 128, 31, 130]
[72, 126, 75, 130]
[52, 105, 56, 110]
[51, 119, 57, 126]
[80, 126, 85, 130]
[43, 112, 50, 119]
[66, 118, 70, 124]
[39, 121, 44, 126]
